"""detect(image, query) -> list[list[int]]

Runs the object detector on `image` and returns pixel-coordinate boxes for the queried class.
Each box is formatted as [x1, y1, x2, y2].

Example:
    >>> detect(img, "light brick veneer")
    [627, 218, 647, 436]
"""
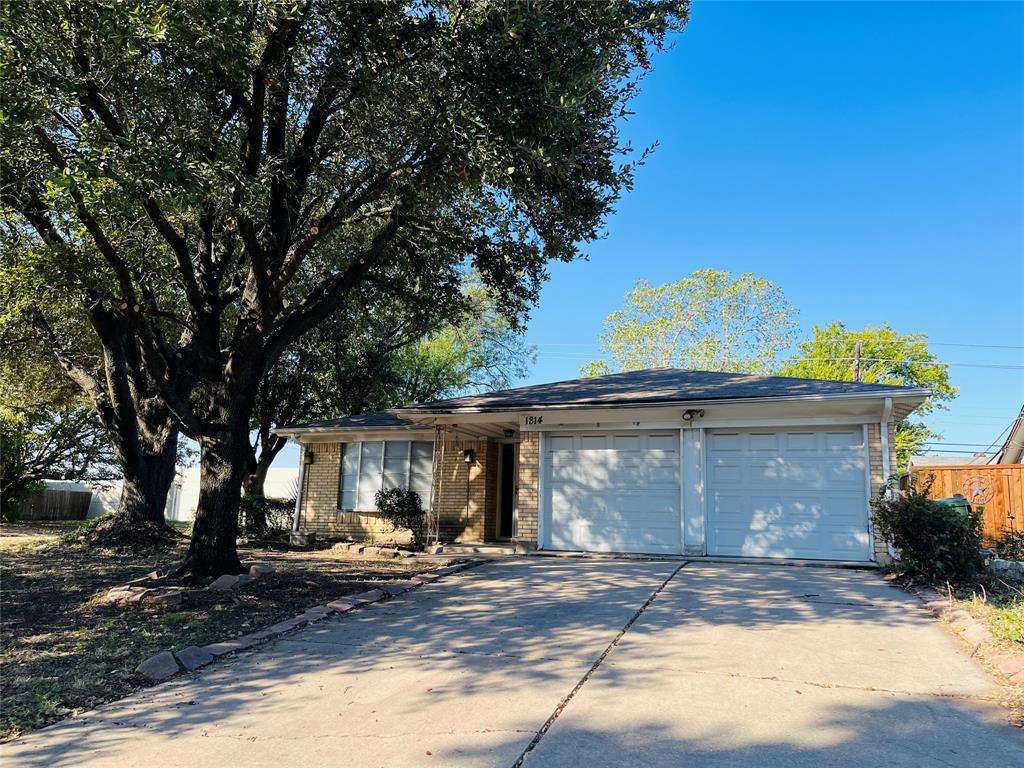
[432, 438, 497, 542]
[867, 421, 899, 563]
[296, 437, 498, 543]
[515, 431, 540, 548]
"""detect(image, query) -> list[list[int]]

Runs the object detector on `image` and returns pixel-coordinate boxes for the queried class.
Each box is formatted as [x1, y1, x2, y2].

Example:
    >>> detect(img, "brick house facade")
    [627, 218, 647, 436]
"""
[278, 369, 919, 561]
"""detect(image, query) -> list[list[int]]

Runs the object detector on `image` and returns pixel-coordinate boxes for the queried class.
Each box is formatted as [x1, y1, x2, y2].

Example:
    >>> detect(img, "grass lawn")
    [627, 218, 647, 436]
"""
[944, 577, 1024, 724]
[952, 581, 1024, 645]
[0, 521, 449, 742]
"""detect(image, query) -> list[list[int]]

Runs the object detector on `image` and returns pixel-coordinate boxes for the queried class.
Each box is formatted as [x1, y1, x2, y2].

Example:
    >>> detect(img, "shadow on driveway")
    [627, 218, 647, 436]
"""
[2, 559, 1020, 768]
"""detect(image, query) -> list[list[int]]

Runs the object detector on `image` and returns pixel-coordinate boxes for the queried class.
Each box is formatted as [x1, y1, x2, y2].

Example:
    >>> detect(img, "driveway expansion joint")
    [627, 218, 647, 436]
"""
[511, 561, 689, 767]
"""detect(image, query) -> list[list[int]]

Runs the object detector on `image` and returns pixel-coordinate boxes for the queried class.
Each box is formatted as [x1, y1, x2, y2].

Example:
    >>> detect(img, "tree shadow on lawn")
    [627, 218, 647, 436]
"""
[1, 558, 992, 767]
[0, 540, 447, 740]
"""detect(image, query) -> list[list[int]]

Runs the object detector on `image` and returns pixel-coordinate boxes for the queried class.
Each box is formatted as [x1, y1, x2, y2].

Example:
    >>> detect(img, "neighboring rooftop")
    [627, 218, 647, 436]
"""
[395, 367, 930, 413]
[908, 455, 991, 468]
[992, 405, 1024, 465]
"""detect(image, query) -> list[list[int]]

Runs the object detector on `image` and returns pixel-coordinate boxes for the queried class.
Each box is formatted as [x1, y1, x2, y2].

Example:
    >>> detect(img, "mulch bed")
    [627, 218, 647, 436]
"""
[0, 531, 447, 742]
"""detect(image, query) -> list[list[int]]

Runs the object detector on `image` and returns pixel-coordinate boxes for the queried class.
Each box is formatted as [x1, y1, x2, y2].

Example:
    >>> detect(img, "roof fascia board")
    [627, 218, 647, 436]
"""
[394, 389, 931, 417]
[274, 427, 436, 443]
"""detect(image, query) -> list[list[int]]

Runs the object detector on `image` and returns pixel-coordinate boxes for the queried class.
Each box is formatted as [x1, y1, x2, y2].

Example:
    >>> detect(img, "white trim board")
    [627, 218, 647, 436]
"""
[521, 415, 874, 432]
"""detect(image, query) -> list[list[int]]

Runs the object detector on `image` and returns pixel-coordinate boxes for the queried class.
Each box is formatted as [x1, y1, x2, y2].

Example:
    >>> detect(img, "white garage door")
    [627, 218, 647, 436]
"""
[706, 427, 871, 561]
[544, 432, 680, 555]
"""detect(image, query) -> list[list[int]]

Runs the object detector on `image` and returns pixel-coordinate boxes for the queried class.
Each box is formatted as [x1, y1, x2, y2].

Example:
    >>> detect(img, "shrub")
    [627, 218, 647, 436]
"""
[239, 496, 294, 538]
[374, 487, 426, 549]
[871, 483, 984, 584]
[996, 529, 1024, 561]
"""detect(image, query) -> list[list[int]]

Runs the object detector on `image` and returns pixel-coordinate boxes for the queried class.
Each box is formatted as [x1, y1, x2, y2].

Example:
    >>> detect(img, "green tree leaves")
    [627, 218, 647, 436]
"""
[583, 269, 799, 375]
[780, 321, 957, 467]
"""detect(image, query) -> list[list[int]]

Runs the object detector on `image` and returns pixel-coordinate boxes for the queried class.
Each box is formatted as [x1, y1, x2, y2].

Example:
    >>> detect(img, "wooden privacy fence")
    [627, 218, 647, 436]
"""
[912, 464, 1024, 545]
[17, 489, 92, 521]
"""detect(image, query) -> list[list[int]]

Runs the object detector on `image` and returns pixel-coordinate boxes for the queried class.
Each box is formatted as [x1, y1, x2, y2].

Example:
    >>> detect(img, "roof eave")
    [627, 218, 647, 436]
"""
[273, 423, 426, 438]
[392, 388, 933, 417]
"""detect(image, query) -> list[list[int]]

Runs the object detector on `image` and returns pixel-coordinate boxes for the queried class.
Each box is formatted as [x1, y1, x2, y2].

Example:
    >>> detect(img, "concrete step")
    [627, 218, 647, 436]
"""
[438, 543, 517, 555]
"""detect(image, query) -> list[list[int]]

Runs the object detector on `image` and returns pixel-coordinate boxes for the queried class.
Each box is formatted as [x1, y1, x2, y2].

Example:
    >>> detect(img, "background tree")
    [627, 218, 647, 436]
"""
[0, 348, 117, 518]
[245, 279, 533, 502]
[582, 269, 798, 376]
[1, 1, 687, 575]
[780, 322, 957, 466]
[0, 256, 183, 540]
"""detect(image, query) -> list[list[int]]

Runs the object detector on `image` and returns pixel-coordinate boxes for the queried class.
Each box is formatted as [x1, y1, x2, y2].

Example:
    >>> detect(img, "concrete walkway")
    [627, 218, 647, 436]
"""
[3, 559, 1021, 767]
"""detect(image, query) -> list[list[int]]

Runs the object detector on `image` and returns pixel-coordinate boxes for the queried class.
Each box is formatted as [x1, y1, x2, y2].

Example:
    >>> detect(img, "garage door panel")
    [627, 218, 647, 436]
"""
[707, 427, 870, 561]
[709, 432, 742, 452]
[545, 432, 681, 555]
[784, 432, 818, 452]
[749, 433, 780, 453]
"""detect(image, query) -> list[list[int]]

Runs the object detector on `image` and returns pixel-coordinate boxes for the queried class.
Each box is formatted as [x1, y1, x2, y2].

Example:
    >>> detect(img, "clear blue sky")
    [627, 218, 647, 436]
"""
[277, 1, 1023, 468]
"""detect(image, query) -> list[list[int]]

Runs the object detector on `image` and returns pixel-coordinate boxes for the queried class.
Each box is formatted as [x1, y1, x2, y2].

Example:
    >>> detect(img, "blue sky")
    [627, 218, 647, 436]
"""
[524, 0, 1024, 459]
[277, 1, 1023, 468]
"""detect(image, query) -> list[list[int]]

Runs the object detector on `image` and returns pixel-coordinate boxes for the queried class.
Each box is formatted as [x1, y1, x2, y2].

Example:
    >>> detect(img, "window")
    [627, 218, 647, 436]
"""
[339, 440, 434, 511]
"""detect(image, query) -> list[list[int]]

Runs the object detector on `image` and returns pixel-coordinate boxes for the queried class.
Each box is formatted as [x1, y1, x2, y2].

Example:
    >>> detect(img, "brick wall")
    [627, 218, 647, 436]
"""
[296, 442, 409, 543]
[867, 421, 899, 563]
[297, 437, 498, 543]
[433, 438, 497, 542]
[516, 432, 540, 548]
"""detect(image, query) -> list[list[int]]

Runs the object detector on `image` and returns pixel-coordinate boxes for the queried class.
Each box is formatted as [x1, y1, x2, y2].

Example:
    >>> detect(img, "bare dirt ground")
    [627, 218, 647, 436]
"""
[0, 522, 445, 741]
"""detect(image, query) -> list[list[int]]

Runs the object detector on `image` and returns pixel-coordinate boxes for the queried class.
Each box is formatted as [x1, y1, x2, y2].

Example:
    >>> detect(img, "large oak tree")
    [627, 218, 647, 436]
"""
[1, 0, 686, 576]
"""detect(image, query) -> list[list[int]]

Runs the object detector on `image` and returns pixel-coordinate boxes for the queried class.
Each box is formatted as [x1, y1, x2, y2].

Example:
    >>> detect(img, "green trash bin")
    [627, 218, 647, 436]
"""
[934, 496, 972, 517]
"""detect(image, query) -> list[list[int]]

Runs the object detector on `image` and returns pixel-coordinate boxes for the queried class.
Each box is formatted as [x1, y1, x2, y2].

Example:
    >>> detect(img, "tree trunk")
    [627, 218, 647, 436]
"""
[187, 427, 248, 577]
[114, 415, 178, 526]
[240, 465, 269, 536]
[242, 462, 270, 501]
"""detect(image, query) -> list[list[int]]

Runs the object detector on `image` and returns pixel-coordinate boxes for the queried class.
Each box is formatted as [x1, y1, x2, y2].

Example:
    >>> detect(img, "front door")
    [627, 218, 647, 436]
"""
[498, 443, 516, 539]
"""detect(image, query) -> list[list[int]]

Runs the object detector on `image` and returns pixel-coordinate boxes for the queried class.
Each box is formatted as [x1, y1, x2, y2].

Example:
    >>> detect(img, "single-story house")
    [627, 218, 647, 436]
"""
[275, 368, 928, 563]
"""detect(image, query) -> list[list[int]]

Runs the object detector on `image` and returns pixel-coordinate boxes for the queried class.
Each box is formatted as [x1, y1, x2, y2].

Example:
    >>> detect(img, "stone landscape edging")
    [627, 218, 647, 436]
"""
[134, 558, 485, 682]
[913, 586, 1024, 686]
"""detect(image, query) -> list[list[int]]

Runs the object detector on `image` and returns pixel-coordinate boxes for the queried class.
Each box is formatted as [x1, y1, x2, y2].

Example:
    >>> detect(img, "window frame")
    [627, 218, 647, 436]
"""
[338, 439, 433, 512]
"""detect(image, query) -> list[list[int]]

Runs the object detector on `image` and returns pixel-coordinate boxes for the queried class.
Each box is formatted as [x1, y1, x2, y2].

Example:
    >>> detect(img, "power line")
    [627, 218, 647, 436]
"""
[916, 449, 994, 454]
[922, 442, 1001, 447]
[534, 352, 1024, 370]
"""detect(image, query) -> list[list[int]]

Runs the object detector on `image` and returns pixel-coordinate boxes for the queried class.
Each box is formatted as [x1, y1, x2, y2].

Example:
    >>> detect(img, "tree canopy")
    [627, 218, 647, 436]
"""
[0, 346, 116, 516]
[1, 0, 687, 574]
[245, 278, 533, 498]
[780, 321, 957, 466]
[582, 269, 798, 376]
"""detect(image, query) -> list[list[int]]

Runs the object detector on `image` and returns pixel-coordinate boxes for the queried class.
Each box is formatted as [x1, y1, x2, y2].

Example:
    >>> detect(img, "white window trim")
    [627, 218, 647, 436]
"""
[341, 440, 433, 513]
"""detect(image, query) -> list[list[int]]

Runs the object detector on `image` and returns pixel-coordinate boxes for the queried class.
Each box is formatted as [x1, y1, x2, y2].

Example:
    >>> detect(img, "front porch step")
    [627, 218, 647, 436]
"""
[437, 543, 517, 555]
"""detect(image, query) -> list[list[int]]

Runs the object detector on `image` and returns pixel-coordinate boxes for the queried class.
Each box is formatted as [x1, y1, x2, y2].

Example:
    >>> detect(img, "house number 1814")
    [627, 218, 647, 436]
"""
[524, 415, 544, 425]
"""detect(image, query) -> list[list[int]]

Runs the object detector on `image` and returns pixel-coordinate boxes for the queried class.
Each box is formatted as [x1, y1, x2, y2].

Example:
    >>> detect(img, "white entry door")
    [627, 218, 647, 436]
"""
[705, 427, 871, 561]
[544, 432, 681, 555]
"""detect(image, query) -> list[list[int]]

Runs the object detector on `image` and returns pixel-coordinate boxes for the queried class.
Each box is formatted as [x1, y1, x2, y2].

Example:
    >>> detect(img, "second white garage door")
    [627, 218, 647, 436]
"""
[544, 432, 681, 555]
[705, 427, 871, 561]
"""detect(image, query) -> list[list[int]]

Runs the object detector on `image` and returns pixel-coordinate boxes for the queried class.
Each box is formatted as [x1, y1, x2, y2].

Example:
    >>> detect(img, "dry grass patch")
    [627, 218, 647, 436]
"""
[0, 523, 449, 741]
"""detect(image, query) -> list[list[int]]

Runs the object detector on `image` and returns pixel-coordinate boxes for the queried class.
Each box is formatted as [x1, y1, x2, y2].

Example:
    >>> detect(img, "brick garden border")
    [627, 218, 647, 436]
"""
[135, 558, 486, 682]
[913, 587, 1024, 686]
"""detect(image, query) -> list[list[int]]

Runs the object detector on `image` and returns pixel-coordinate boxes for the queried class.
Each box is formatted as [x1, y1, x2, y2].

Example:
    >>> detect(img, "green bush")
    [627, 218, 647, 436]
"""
[374, 487, 426, 549]
[996, 529, 1024, 561]
[871, 483, 984, 584]
[238, 496, 294, 538]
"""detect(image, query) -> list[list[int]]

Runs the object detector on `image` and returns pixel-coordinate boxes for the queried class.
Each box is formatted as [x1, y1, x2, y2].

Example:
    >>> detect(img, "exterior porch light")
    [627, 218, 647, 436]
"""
[303, 450, 315, 464]
[682, 409, 705, 422]
[463, 448, 475, 464]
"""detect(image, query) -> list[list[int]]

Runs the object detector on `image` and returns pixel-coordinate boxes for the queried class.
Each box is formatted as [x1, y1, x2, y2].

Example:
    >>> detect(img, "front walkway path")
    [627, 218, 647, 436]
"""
[3, 560, 1021, 767]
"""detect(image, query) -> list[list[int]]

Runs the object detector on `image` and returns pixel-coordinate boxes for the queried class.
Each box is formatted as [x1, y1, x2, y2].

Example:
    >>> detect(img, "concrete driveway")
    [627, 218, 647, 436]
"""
[3, 559, 1021, 767]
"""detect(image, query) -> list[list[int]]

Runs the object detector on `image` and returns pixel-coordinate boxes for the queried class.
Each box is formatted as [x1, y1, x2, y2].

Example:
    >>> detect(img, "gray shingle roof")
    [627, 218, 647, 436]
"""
[397, 368, 928, 413]
[279, 368, 929, 433]
[281, 410, 420, 431]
